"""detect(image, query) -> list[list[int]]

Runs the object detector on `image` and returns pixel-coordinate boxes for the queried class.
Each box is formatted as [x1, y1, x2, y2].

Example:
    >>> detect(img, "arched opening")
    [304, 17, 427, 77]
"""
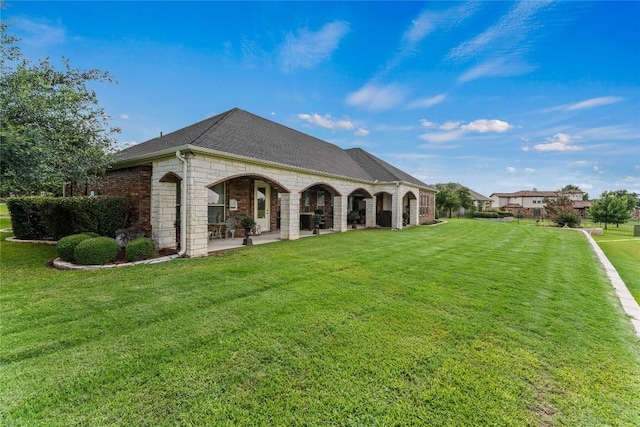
[347, 188, 373, 228]
[159, 172, 182, 248]
[205, 174, 290, 239]
[374, 191, 393, 227]
[299, 183, 341, 230]
[402, 190, 417, 226]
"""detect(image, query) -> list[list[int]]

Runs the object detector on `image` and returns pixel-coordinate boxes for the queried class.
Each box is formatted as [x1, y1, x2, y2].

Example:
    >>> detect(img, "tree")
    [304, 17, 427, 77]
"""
[589, 190, 636, 229]
[435, 183, 474, 218]
[544, 192, 581, 227]
[0, 16, 119, 196]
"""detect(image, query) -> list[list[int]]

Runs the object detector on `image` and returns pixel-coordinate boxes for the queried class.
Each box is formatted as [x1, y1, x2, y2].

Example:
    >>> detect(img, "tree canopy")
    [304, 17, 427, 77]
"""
[435, 183, 474, 218]
[589, 190, 637, 228]
[0, 16, 119, 196]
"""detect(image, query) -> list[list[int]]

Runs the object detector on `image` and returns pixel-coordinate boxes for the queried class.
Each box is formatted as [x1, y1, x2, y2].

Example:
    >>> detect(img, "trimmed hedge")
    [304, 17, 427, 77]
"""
[125, 237, 157, 262]
[57, 233, 95, 262]
[74, 237, 121, 265]
[6, 196, 129, 240]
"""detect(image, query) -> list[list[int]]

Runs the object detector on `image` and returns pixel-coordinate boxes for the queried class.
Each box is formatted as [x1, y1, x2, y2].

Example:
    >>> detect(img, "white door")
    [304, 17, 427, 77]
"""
[254, 181, 270, 232]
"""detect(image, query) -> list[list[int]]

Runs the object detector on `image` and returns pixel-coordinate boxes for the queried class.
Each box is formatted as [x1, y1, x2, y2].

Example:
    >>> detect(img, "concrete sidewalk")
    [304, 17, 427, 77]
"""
[581, 230, 640, 338]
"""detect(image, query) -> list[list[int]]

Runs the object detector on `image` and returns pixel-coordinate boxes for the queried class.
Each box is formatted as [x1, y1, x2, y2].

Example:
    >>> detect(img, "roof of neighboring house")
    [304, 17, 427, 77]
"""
[115, 108, 433, 189]
[468, 189, 491, 201]
[491, 190, 575, 198]
[572, 200, 591, 209]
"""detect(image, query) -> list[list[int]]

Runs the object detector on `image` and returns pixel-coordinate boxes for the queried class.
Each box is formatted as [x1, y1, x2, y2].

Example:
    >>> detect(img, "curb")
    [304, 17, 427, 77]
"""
[581, 230, 640, 338]
[53, 254, 181, 270]
[5, 236, 57, 245]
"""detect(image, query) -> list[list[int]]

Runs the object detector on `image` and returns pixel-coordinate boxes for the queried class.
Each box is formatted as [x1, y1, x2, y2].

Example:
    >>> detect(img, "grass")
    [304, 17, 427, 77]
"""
[1, 219, 639, 426]
[0, 203, 8, 216]
[592, 233, 640, 303]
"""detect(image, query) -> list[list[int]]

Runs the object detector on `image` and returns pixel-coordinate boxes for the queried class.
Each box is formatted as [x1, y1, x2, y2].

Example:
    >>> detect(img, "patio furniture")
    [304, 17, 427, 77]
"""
[225, 218, 236, 239]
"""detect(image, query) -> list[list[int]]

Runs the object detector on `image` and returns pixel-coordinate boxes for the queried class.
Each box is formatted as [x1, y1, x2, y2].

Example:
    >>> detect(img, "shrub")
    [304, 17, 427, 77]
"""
[57, 233, 94, 262]
[125, 237, 157, 262]
[497, 211, 514, 217]
[473, 211, 499, 219]
[74, 237, 121, 265]
[6, 196, 129, 240]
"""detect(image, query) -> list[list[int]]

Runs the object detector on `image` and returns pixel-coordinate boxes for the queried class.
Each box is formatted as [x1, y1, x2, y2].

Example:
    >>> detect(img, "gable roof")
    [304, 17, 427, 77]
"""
[115, 108, 432, 188]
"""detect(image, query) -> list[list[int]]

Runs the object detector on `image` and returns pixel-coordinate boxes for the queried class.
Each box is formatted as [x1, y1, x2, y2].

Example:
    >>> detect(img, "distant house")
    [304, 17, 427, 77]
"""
[94, 108, 437, 257]
[468, 189, 493, 211]
[490, 190, 588, 218]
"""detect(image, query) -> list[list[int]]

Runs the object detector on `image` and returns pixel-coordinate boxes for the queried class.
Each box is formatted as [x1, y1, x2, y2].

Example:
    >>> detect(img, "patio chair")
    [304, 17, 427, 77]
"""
[225, 217, 236, 239]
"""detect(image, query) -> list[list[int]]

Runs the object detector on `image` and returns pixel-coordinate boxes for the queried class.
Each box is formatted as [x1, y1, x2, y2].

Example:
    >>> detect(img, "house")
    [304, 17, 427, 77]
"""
[468, 188, 492, 211]
[490, 190, 587, 218]
[96, 108, 437, 257]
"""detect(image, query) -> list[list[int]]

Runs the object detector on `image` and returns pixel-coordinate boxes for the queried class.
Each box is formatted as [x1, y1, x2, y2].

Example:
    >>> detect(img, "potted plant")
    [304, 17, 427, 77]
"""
[240, 217, 256, 246]
[348, 211, 360, 229]
[402, 212, 409, 226]
[312, 211, 322, 235]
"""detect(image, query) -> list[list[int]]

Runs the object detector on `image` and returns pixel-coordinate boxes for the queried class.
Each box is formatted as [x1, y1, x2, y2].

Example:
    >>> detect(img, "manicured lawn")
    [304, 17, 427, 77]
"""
[0, 203, 8, 216]
[1, 220, 639, 426]
[593, 234, 640, 303]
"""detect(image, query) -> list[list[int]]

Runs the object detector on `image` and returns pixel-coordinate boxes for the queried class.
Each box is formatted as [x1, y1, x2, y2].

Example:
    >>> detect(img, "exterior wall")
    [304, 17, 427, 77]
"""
[150, 152, 432, 257]
[94, 166, 152, 236]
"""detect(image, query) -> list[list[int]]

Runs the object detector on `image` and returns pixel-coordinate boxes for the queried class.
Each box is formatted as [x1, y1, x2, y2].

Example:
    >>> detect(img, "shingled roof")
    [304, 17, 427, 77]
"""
[115, 108, 432, 188]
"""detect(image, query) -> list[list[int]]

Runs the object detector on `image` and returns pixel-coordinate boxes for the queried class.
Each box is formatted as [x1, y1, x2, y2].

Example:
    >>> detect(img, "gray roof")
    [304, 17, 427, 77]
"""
[115, 108, 432, 188]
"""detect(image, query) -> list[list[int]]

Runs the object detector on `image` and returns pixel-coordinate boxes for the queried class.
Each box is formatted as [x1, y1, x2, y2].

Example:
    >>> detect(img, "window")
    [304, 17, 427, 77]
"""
[303, 191, 311, 213]
[419, 192, 429, 215]
[317, 191, 325, 212]
[208, 183, 225, 223]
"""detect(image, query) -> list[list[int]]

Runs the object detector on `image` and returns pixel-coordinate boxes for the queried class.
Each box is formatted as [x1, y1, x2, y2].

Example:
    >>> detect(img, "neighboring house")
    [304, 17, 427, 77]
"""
[468, 189, 492, 211]
[94, 108, 437, 257]
[490, 190, 588, 218]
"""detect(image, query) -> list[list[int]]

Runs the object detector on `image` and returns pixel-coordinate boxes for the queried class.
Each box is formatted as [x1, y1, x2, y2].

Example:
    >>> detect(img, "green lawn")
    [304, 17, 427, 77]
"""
[0, 203, 8, 216]
[1, 220, 639, 426]
[593, 234, 640, 303]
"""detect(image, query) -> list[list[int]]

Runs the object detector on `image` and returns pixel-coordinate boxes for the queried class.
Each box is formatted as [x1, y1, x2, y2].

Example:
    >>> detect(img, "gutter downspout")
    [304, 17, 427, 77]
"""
[176, 150, 187, 257]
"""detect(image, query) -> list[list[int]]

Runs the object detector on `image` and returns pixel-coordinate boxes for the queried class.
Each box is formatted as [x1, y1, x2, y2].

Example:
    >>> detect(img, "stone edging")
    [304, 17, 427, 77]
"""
[53, 254, 181, 270]
[580, 230, 640, 338]
[5, 236, 57, 245]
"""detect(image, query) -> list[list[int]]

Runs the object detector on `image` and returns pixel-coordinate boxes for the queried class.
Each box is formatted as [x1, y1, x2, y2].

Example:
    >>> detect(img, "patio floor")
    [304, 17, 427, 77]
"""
[207, 227, 344, 253]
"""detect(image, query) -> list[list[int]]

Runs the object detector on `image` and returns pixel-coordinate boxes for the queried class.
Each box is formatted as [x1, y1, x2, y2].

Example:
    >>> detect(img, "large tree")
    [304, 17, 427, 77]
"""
[435, 183, 474, 218]
[589, 190, 637, 229]
[544, 192, 581, 228]
[0, 16, 119, 196]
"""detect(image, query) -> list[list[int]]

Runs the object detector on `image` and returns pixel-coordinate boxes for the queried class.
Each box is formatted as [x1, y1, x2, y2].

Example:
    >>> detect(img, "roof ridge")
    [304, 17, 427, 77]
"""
[191, 108, 238, 146]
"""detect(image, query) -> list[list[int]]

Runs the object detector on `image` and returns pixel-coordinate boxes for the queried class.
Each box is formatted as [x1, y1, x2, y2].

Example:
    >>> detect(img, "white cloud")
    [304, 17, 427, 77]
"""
[461, 119, 512, 133]
[543, 96, 624, 113]
[524, 168, 536, 173]
[506, 167, 517, 173]
[448, 1, 550, 61]
[420, 119, 436, 129]
[345, 83, 408, 112]
[529, 133, 582, 152]
[120, 114, 129, 120]
[569, 160, 590, 167]
[458, 56, 537, 83]
[419, 129, 466, 144]
[439, 121, 462, 131]
[298, 113, 354, 131]
[566, 96, 623, 111]
[407, 94, 447, 109]
[355, 128, 369, 137]
[280, 21, 350, 73]
[14, 17, 67, 48]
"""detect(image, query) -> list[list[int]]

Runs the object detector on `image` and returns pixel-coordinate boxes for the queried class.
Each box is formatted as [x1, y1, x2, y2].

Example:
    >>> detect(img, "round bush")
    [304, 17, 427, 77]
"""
[125, 237, 157, 262]
[57, 233, 94, 262]
[81, 232, 100, 238]
[74, 237, 121, 265]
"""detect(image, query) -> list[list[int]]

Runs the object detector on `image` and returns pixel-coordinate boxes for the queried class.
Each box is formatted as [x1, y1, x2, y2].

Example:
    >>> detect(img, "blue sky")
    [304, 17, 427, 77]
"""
[4, 1, 639, 198]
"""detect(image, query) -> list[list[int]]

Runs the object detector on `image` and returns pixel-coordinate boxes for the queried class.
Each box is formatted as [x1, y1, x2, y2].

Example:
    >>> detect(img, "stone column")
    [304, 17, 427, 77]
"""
[365, 197, 376, 228]
[409, 198, 418, 226]
[333, 196, 348, 232]
[279, 192, 300, 240]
